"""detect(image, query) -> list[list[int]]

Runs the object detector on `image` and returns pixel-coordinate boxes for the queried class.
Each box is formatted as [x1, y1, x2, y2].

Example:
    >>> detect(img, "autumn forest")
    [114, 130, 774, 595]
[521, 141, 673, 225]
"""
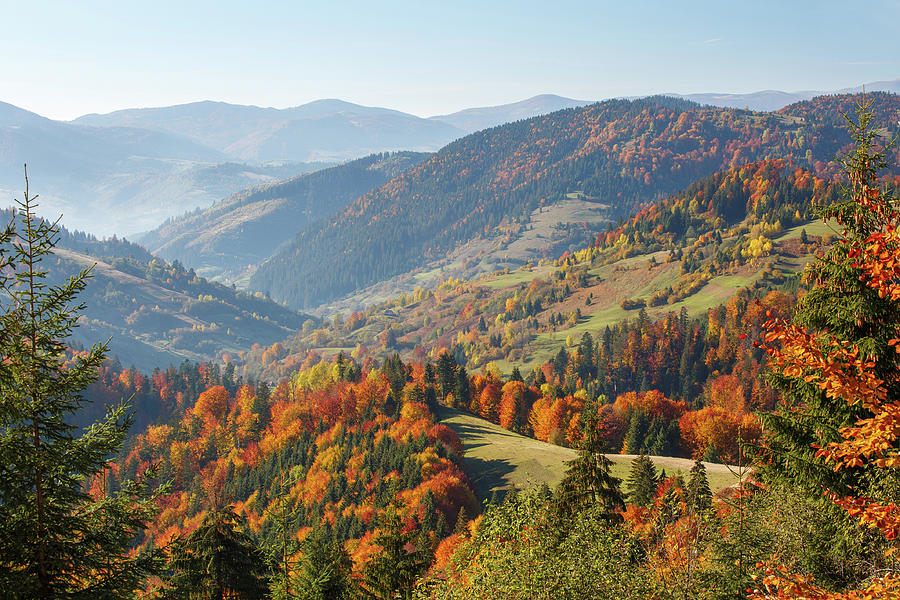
[1, 77, 899, 600]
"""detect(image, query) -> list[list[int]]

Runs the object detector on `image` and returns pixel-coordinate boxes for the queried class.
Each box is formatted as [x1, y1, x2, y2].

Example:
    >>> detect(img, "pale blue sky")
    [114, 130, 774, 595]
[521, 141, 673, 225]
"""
[3, 0, 898, 120]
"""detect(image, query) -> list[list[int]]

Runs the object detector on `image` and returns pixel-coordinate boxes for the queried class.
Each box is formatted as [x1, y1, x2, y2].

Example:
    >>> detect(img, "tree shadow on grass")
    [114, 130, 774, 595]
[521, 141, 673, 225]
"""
[461, 455, 518, 502]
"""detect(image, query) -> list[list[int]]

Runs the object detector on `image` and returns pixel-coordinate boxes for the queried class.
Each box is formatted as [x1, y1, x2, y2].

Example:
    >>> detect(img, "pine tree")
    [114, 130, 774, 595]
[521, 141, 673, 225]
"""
[625, 454, 658, 507]
[0, 172, 162, 599]
[361, 510, 430, 600]
[165, 506, 270, 600]
[684, 459, 712, 512]
[291, 528, 353, 600]
[553, 400, 625, 520]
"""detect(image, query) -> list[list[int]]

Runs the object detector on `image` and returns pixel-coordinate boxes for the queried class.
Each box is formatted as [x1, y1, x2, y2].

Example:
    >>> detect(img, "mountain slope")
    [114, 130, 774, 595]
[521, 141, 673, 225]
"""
[437, 407, 739, 499]
[141, 151, 430, 281]
[237, 159, 840, 387]
[10, 212, 314, 371]
[430, 94, 593, 133]
[74, 99, 466, 162]
[249, 93, 900, 310]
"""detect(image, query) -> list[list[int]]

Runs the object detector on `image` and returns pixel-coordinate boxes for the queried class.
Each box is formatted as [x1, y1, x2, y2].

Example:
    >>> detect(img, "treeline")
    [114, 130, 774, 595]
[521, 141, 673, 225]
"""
[423, 289, 788, 463]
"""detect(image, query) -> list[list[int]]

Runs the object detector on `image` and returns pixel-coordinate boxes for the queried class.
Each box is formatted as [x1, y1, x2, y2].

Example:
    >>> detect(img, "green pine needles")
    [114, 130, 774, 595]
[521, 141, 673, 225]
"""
[761, 96, 900, 497]
[0, 169, 161, 599]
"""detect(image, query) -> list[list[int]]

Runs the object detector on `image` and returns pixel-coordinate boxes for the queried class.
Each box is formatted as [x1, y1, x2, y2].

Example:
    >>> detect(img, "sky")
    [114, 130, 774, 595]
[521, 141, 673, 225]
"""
[3, 0, 899, 121]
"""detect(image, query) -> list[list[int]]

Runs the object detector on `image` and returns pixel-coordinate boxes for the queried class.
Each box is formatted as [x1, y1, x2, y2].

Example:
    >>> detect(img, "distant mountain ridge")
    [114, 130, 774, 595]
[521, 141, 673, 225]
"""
[2, 77, 896, 239]
[0, 100, 328, 237]
[670, 77, 900, 111]
[430, 94, 593, 132]
[74, 99, 465, 162]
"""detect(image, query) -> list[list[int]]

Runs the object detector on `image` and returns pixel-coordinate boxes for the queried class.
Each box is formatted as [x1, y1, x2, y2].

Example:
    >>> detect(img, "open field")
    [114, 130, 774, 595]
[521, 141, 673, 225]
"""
[436, 407, 742, 501]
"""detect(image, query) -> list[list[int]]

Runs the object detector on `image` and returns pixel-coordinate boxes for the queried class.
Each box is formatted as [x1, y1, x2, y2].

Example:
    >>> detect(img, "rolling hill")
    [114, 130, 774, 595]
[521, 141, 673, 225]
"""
[436, 407, 739, 500]
[140, 151, 430, 282]
[248, 92, 900, 310]
[234, 157, 843, 391]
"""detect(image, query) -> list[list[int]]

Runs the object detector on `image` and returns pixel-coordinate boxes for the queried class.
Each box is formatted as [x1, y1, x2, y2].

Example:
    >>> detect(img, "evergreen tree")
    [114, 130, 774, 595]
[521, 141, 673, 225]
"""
[684, 459, 712, 512]
[755, 95, 900, 590]
[267, 455, 302, 600]
[361, 510, 430, 600]
[453, 505, 469, 535]
[0, 174, 162, 599]
[553, 400, 625, 520]
[624, 411, 648, 454]
[252, 381, 271, 434]
[435, 352, 456, 403]
[625, 455, 658, 507]
[454, 365, 470, 410]
[165, 506, 270, 600]
[761, 97, 900, 499]
[291, 528, 353, 600]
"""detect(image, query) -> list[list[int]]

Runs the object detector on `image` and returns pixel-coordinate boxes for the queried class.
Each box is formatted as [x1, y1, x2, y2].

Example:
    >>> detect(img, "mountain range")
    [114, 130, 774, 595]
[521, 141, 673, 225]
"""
[1, 78, 897, 240]
[246, 93, 900, 309]
[74, 99, 465, 162]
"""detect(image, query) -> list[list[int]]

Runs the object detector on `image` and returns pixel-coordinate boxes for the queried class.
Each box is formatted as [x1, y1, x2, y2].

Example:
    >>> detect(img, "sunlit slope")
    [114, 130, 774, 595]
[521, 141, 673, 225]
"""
[437, 407, 740, 500]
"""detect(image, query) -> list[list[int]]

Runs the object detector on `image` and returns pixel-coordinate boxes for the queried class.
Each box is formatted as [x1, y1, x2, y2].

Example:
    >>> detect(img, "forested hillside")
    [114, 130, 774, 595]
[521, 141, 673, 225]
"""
[250, 93, 900, 309]
[142, 152, 428, 282]
[108, 358, 477, 570]
[14, 212, 315, 371]
[237, 159, 836, 382]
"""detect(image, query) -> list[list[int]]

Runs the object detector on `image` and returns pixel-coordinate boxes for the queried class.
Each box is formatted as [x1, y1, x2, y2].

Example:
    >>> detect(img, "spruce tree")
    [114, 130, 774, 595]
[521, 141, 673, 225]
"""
[755, 95, 900, 590]
[760, 97, 900, 499]
[553, 399, 625, 520]
[625, 454, 658, 507]
[291, 528, 353, 600]
[684, 459, 712, 512]
[361, 510, 430, 600]
[165, 506, 270, 600]
[0, 173, 162, 599]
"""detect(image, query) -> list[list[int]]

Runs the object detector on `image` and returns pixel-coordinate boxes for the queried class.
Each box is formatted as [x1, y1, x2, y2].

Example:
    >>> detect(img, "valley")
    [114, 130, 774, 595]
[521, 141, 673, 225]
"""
[3, 64, 899, 597]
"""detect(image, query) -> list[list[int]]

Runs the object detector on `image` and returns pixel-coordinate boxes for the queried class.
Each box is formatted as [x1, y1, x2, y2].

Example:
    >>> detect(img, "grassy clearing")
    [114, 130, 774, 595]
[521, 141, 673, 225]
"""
[437, 407, 742, 501]
[778, 219, 838, 241]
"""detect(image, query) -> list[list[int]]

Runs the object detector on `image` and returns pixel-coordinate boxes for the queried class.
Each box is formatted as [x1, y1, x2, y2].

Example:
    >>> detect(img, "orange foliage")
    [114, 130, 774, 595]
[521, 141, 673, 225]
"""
[433, 533, 467, 572]
[679, 406, 760, 464]
[613, 390, 686, 421]
[193, 385, 230, 424]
